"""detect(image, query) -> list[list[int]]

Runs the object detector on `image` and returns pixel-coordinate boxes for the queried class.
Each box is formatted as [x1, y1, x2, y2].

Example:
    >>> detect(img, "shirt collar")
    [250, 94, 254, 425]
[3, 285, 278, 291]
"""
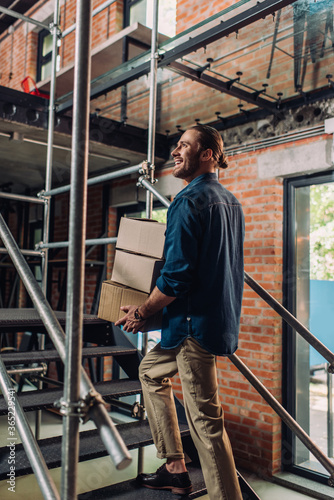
[175, 172, 218, 199]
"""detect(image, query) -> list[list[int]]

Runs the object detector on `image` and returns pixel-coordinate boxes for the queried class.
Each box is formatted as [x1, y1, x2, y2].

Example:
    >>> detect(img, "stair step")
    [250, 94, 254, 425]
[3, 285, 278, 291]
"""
[77, 465, 260, 500]
[0, 420, 191, 480]
[0, 308, 106, 332]
[78, 462, 206, 499]
[0, 379, 142, 414]
[1, 345, 137, 365]
[0, 308, 111, 344]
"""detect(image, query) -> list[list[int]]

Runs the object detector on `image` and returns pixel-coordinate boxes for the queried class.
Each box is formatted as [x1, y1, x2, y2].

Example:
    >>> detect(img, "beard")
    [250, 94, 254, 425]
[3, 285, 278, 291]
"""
[173, 152, 201, 180]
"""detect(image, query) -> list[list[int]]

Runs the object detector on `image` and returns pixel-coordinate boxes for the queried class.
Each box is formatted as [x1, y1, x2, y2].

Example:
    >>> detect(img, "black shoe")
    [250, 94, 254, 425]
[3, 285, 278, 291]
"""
[136, 463, 193, 495]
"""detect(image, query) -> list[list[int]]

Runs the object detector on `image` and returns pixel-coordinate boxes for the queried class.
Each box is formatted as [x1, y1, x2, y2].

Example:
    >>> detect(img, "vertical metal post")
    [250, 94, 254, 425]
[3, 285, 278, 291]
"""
[60, 0, 92, 498]
[0, 357, 60, 500]
[36, 0, 61, 441]
[139, 0, 160, 473]
[145, 0, 159, 219]
[42, 0, 60, 293]
[328, 366, 333, 457]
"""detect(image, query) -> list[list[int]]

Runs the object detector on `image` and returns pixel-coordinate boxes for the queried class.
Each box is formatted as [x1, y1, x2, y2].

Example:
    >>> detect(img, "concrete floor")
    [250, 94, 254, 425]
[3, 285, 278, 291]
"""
[0, 409, 330, 500]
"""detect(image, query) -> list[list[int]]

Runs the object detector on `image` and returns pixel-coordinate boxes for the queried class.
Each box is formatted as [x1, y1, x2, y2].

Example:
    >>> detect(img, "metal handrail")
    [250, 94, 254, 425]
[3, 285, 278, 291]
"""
[244, 271, 334, 372]
[228, 354, 334, 485]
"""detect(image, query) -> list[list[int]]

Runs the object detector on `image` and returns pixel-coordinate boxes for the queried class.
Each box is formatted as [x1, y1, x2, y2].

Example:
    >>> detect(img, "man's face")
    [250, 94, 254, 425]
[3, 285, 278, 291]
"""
[171, 129, 202, 182]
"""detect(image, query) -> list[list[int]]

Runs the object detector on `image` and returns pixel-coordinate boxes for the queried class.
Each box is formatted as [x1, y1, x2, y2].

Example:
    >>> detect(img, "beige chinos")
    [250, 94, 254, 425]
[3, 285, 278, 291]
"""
[139, 337, 243, 500]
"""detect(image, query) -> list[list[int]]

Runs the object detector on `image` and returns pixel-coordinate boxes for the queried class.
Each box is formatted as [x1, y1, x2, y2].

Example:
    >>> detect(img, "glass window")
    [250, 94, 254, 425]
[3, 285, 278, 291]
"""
[125, 0, 176, 38]
[37, 29, 60, 82]
[284, 173, 334, 482]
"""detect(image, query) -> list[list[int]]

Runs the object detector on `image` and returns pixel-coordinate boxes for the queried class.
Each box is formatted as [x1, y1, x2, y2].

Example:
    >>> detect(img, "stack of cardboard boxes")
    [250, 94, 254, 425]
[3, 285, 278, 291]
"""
[98, 217, 166, 331]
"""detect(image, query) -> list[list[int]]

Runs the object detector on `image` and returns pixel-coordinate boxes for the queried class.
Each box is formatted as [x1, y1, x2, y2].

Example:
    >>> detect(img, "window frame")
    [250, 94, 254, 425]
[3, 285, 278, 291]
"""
[282, 170, 334, 484]
[36, 28, 53, 83]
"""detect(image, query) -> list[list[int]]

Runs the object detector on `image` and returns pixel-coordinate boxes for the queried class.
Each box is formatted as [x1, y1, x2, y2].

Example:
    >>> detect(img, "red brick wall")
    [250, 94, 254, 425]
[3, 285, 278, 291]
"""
[49, 184, 106, 313]
[0, 0, 123, 90]
[176, 0, 235, 33]
[222, 149, 284, 475]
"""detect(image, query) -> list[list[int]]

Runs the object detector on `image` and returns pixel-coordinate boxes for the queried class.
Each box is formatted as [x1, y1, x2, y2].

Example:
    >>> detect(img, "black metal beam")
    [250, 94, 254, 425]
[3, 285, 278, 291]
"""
[168, 61, 282, 115]
[0, 86, 170, 160]
[57, 0, 298, 114]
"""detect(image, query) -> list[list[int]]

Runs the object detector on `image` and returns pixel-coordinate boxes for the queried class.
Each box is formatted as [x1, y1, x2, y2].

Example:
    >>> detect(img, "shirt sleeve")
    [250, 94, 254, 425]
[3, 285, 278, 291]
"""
[156, 196, 202, 297]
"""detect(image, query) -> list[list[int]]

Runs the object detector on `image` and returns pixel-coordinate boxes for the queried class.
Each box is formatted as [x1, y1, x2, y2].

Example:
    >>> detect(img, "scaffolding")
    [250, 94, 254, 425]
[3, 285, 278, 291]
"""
[0, 0, 334, 499]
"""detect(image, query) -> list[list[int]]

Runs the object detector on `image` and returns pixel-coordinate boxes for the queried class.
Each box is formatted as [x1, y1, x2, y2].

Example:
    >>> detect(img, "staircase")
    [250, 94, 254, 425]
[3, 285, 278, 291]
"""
[0, 308, 259, 499]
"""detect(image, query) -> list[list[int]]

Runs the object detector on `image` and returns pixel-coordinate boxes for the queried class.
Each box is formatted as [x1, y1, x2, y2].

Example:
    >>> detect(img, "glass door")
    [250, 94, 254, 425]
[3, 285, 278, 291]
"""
[284, 172, 334, 481]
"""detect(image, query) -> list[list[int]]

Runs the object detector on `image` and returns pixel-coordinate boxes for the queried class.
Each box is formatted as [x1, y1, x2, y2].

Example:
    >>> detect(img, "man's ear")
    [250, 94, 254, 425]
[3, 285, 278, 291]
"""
[201, 148, 213, 161]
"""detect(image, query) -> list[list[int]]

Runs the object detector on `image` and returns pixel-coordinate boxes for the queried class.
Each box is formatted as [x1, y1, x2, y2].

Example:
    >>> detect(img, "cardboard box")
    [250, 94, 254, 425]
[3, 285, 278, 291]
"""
[116, 217, 166, 259]
[111, 249, 164, 293]
[97, 280, 161, 331]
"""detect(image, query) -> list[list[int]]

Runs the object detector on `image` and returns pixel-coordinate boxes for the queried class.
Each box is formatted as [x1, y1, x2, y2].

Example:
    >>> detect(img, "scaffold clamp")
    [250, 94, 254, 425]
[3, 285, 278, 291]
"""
[139, 160, 156, 175]
[139, 160, 149, 175]
[131, 402, 145, 419]
[54, 389, 105, 422]
[328, 363, 334, 374]
[137, 174, 158, 188]
[49, 21, 62, 39]
[36, 190, 50, 201]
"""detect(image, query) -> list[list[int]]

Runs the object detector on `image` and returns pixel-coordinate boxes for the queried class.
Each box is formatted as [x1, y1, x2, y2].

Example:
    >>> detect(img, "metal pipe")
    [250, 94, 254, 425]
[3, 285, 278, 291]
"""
[61, 0, 92, 497]
[36, 0, 61, 442]
[7, 365, 46, 376]
[0, 6, 49, 30]
[140, 177, 171, 208]
[225, 125, 325, 156]
[229, 353, 334, 484]
[0, 356, 60, 499]
[62, 0, 117, 38]
[328, 367, 333, 458]
[244, 271, 334, 370]
[42, 0, 60, 293]
[0, 214, 131, 469]
[42, 163, 143, 197]
[0, 192, 45, 204]
[145, 0, 159, 220]
[0, 248, 43, 257]
[141, 1, 160, 460]
[38, 236, 117, 250]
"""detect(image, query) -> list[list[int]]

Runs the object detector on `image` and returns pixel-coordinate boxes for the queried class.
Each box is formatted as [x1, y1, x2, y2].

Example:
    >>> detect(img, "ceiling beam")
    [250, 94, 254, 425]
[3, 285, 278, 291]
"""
[168, 61, 282, 115]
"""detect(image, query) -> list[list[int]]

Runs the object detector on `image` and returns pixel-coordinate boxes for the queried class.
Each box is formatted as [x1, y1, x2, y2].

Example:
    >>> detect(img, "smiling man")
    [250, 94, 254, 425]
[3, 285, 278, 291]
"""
[116, 125, 244, 499]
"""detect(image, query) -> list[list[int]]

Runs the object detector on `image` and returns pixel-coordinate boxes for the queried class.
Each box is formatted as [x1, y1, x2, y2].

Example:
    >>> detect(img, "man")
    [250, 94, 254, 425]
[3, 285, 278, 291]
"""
[115, 125, 244, 499]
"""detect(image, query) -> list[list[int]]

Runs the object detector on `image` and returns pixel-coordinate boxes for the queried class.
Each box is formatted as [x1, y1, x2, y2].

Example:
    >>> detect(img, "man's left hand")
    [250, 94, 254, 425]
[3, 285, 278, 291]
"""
[115, 305, 146, 334]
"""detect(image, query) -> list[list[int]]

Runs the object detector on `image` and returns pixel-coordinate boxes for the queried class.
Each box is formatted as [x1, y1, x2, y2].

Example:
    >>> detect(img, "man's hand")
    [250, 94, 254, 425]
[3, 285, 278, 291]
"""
[115, 305, 146, 334]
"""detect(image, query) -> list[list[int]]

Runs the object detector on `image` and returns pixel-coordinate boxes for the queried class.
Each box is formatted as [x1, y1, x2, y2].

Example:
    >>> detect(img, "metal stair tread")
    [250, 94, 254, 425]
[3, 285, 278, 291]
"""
[0, 378, 142, 414]
[76, 464, 259, 500]
[1, 345, 137, 365]
[0, 308, 106, 330]
[0, 420, 191, 480]
[77, 462, 206, 499]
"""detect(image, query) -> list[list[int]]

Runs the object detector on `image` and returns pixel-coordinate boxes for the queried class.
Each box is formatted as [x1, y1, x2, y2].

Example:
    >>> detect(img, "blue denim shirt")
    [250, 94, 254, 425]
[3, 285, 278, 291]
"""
[156, 173, 244, 356]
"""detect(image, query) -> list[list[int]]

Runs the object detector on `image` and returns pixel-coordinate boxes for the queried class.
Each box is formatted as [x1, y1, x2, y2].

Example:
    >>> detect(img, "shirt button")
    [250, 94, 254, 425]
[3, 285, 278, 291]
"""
[187, 317, 191, 321]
